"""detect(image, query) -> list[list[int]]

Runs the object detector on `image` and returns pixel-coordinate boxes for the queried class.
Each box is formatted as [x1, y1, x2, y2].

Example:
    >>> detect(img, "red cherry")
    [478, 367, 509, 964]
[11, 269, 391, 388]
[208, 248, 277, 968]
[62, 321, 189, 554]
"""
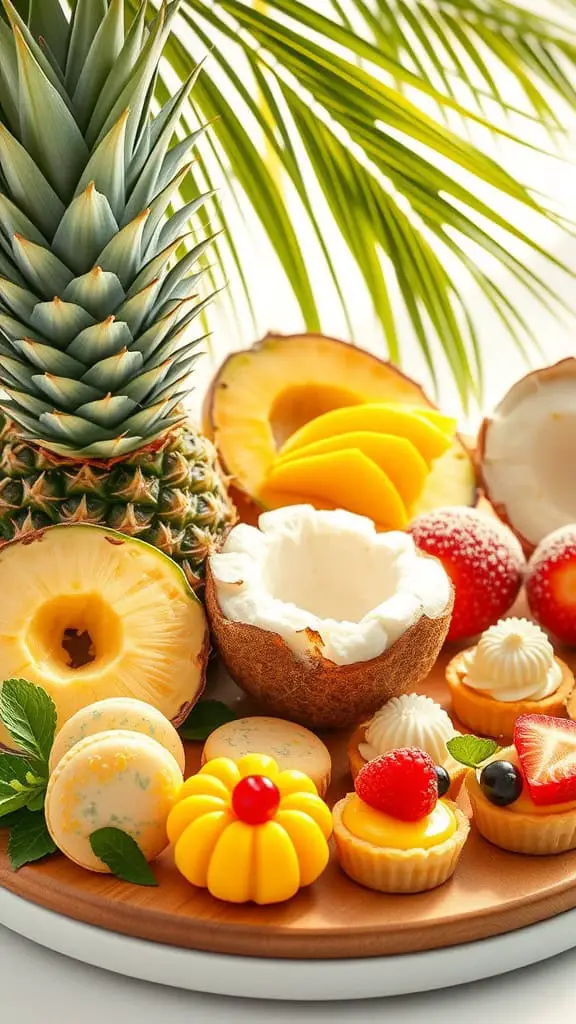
[232, 775, 280, 824]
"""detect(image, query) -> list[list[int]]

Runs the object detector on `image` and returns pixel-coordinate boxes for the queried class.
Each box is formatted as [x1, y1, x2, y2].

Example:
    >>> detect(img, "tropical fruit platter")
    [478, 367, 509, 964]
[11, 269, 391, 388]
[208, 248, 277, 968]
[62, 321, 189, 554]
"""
[3, 0, 576, 981]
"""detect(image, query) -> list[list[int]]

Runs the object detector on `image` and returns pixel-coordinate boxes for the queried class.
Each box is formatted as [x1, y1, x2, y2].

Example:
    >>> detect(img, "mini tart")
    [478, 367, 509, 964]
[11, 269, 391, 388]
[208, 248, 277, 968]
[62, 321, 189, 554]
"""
[467, 758, 576, 856]
[332, 793, 469, 894]
[347, 723, 466, 798]
[446, 650, 573, 741]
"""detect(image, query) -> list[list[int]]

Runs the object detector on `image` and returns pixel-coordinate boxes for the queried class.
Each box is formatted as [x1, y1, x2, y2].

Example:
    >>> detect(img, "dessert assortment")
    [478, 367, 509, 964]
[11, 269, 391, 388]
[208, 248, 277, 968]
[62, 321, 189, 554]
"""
[0, 0, 575, 961]
[2, 346, 576, 943]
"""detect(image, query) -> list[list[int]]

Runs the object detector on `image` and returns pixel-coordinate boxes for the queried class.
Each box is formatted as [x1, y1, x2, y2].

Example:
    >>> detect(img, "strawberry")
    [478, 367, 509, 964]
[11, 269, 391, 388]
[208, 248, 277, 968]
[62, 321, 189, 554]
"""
[355, 748, 438, 821]
[409, 507, 525, 641]
[526, 526, 576, 644]
[514, 714, 576, 806]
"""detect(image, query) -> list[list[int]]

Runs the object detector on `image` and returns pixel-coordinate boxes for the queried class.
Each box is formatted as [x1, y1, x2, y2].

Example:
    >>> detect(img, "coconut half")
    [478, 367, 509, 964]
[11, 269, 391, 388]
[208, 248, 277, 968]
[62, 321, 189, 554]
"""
[206, 505, 453, 728]
[479, 359, 576, 552]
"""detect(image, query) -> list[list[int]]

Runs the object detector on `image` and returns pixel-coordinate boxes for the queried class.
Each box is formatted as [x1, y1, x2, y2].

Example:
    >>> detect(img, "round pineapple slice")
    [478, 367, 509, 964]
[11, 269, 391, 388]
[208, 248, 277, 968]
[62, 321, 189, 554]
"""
[0, 525, 208, 749]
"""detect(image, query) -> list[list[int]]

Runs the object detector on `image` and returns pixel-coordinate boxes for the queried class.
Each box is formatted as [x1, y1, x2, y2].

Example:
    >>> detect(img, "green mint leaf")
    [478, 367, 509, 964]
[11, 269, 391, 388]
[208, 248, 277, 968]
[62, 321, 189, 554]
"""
[178, 700, 236, 741]
[0, 753, 47, 816]
[7, 811, 57, 870]
[0, 808, 30, 831]
[0, 792, 29, 818]
[25, 790, 46, 813]
[447, 735, 500, 768]
[0, 679, 57, 764]
[89, 828, 158, 887]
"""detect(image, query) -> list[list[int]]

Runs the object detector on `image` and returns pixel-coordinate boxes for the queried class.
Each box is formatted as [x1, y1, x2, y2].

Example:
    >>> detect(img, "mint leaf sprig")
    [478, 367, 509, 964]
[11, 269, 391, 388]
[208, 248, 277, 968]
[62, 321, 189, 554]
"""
[0, 678, 57, 869]
[447, 735, 500, 768]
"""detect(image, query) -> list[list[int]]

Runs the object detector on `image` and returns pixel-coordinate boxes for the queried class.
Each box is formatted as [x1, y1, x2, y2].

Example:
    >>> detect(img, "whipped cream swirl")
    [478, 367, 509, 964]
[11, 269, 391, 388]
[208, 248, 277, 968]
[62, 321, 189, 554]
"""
[464, 617, 561, 702]
[359, 693, 457, 763]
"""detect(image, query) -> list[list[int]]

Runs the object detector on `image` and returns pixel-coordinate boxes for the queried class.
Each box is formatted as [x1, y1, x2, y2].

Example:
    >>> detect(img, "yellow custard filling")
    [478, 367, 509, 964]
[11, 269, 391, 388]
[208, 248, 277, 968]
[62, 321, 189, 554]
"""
[341, 794, 456, 850]
[485, 747, 576, 816]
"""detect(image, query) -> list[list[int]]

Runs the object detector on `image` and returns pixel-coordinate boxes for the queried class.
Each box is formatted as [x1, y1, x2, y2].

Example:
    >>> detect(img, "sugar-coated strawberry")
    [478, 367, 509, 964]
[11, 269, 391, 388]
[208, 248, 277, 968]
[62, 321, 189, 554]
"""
[526, 526, 576, 644]
[514, 714, 576, 806]
[409, 507, 525, 641]
[355, 748, 438, 821]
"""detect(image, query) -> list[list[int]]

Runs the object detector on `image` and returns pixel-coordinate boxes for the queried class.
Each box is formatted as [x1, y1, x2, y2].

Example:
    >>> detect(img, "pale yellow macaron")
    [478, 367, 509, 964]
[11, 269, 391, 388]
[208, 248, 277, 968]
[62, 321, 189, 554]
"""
[202, 716, 332, 797]
[45, 730, 183, 872]
[49, 697, 186, 774]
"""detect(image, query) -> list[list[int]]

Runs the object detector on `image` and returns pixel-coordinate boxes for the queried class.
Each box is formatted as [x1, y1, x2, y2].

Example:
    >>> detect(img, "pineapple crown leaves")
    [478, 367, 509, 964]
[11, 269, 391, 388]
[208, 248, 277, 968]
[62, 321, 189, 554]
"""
[0, 0, 218, 459]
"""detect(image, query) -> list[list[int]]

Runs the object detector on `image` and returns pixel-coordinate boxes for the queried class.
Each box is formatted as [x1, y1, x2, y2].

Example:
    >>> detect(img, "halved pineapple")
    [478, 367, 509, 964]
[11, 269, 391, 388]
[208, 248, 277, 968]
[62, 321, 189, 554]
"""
[0, 525, 208, 748]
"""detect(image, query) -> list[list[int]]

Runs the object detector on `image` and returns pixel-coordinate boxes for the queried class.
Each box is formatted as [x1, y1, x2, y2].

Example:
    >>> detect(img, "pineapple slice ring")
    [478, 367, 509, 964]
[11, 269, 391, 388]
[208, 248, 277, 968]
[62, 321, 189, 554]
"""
[0, 524, 208, 749]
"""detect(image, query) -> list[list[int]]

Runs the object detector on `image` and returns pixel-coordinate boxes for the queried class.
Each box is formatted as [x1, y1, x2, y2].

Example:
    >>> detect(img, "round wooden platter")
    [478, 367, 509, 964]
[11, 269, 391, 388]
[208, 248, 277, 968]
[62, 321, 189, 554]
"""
[2, 647, 576, 962]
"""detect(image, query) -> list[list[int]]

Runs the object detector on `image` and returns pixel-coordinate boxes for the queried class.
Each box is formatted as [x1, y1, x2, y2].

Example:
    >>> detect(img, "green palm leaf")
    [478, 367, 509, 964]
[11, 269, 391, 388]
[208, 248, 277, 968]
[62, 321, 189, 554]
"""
[35, 1, 576, 405]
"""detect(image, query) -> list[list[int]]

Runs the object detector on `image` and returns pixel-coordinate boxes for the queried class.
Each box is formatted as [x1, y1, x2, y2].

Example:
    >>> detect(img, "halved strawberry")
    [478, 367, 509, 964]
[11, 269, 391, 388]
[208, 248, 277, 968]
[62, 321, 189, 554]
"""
[514, 714, 576, 806]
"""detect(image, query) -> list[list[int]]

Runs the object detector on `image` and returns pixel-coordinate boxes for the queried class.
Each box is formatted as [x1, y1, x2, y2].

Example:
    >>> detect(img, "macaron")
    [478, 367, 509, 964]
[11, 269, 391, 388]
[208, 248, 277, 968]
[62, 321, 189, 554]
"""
[49, 697, 186, 774]
[202, 716, 332, 797]
[45, 730, 183, 872]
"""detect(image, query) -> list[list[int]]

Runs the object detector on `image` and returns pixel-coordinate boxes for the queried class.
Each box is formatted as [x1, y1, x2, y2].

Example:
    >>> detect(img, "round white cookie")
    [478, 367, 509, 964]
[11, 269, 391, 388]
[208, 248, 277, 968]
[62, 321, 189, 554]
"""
[202, 716, 332, 796]
[45, 730, 183, 872]
[49, 697, 186, 774]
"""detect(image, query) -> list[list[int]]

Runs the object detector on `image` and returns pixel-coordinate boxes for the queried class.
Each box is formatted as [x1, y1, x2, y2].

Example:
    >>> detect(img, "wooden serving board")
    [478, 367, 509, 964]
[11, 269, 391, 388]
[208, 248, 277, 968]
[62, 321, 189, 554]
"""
[2, 645, 576, 961]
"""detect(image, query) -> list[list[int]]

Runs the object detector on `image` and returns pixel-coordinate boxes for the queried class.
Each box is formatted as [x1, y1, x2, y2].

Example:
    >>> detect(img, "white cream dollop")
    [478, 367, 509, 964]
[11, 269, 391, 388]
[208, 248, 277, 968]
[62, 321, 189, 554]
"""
[359, 693, 457, 763]
[464, 617, 562, 702]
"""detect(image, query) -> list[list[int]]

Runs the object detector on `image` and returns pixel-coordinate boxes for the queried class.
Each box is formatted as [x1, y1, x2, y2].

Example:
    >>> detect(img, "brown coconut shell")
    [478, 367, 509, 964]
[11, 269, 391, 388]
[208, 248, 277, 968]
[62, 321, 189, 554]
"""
[477, 358, 576, 556]
[205, 560, 454, 729]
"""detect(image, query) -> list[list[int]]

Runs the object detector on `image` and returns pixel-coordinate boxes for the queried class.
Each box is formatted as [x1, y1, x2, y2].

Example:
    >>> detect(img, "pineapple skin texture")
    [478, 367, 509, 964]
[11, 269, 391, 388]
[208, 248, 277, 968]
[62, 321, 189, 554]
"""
[0, 413, 236, 589]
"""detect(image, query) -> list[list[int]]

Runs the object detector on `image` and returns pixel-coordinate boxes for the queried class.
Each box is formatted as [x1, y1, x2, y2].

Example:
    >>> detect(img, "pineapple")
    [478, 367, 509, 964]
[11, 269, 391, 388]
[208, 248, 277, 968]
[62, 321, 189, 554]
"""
[0, 523, 208, 747]
[0, 0, 235, 587]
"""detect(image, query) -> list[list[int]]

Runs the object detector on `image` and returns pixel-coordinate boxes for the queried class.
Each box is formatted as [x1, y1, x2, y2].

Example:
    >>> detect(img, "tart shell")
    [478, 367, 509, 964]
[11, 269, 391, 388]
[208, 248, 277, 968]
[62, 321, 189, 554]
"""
[346, 723, 466, 798]
[332, 794, 470, 894]
[466, 771, 576, 855]
[446, 650, 573, 742]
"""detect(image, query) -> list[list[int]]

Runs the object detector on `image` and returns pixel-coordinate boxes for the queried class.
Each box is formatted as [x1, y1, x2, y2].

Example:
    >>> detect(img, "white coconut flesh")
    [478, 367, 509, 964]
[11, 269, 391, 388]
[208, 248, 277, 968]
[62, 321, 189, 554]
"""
[210, 505, 452, 666]
[482, 367, 576, 545]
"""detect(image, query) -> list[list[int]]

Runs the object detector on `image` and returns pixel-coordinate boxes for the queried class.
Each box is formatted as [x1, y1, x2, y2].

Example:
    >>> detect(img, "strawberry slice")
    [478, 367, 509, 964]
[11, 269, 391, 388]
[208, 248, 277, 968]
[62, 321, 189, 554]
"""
[514, 714, 576, 806]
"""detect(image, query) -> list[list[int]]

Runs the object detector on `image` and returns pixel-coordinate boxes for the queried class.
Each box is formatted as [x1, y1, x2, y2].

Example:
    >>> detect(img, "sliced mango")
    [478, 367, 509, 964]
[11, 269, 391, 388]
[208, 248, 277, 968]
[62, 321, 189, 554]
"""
[263, 449, 408, 528]
[275, 431, 427, 508]
[280, 404, 451, 465]
[389, 404, 457, 437]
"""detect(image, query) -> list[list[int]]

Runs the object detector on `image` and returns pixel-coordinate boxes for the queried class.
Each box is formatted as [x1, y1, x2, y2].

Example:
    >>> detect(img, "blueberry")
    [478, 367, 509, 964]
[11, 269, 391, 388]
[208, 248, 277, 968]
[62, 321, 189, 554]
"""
[434, 764, 451, 798]
[480, 760, 523, 806]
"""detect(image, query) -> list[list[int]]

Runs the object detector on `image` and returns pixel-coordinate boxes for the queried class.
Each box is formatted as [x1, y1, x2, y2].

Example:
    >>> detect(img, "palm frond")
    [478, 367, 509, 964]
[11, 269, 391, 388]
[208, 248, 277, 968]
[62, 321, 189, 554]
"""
[124, 2, 576, 404]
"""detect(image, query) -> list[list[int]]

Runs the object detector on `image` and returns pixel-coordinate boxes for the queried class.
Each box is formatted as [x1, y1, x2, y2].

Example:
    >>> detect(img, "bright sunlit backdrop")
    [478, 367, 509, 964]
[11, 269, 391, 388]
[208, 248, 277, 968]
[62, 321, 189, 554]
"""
[173, 1, 576, 429]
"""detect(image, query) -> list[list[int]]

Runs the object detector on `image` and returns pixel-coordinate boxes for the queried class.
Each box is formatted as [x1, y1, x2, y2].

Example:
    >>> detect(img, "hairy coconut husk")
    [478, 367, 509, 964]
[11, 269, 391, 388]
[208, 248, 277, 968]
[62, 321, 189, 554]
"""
[206, 565, 454, 729]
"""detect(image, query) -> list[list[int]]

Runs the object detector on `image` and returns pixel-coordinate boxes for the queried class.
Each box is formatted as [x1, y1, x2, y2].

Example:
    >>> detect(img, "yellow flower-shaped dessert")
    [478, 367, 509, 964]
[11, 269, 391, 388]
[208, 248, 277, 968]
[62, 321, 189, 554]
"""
[167, 753, 333, 904]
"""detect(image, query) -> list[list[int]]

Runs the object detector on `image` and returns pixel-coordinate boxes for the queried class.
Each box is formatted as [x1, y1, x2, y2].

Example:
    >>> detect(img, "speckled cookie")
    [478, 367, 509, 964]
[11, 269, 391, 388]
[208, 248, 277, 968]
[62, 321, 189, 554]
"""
[45, 730, 183, 872]
[202, 716, 332, 796]
[49, 697, 186, 774]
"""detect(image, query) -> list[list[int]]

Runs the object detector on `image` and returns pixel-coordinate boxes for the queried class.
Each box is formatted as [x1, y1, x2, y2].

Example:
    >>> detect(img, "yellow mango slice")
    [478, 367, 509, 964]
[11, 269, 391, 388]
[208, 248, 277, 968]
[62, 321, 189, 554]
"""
[237, 753, 279, 780]
[207, 820, 255, 903]
[174, 810, 232, 887]
[253, 821, 301, 904]
[387, 403, 456, 437]
[258, 488, 340, 513]
[280, 404, 450, 465]
[276, 431, 427, 508]
[275, 810, 330, 886]
[263, 449, 407, 529]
